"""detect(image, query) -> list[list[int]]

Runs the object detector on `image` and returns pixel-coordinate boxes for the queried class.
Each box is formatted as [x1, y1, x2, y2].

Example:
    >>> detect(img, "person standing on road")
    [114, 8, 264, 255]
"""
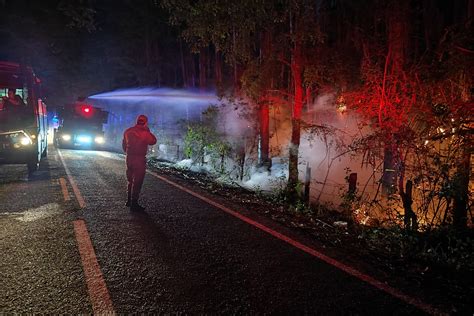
[122, 114, 157, 211]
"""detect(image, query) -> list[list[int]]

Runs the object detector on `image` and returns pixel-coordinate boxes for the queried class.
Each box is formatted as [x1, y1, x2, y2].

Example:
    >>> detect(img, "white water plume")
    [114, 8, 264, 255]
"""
[88, 87, 220, 155]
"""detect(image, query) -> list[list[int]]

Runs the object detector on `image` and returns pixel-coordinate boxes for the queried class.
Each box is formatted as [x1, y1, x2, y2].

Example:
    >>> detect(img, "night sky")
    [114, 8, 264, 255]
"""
[1, 1, 182, 106]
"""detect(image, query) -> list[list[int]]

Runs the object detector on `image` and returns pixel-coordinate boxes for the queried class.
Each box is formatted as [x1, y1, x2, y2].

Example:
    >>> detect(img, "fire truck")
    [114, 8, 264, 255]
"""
[54, 100, 108, 149]
[0, 61, 48, 174]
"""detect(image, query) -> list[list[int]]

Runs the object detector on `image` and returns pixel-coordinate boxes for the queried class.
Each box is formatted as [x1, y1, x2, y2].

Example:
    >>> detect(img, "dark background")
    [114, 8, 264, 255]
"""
[1, 0, 471, 107]
[0, 0, 185, 106]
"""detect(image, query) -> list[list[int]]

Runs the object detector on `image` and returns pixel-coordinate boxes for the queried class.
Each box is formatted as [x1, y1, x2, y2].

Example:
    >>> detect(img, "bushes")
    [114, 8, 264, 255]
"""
[359, 225, 474, 273]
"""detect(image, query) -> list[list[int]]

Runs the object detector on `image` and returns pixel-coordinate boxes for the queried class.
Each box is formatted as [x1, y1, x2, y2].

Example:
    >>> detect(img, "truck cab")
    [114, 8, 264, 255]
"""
[54, 101, 108, 149]
[0, 62, 48, 174]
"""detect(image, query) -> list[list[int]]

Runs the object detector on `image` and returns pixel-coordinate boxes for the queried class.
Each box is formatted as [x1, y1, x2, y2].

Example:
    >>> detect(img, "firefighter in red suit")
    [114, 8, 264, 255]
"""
[122, 115, 157, 211]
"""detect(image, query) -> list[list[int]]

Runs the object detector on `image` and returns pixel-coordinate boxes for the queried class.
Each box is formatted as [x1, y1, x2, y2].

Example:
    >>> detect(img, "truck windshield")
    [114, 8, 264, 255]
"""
[63, 119, 102, 131]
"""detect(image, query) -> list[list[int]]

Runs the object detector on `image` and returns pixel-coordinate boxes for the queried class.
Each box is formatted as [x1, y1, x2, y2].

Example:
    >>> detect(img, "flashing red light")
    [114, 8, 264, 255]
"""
[77, 104, 94, 118]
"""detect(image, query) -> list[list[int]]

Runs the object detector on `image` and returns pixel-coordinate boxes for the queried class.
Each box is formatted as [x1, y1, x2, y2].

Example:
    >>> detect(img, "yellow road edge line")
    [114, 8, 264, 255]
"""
[59, 177, 71, 201]
[57, 149, 86, 208]
[74, 219, 115, 315]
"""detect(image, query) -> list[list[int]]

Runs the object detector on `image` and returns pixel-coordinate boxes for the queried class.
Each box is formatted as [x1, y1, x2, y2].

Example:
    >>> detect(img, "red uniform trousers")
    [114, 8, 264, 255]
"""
[126, 155, 146, 201]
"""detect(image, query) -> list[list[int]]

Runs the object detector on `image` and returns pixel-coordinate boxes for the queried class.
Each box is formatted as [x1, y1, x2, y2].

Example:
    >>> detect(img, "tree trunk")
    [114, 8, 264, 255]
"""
[258, 30, 272, 168]
[258, 99, 270, 167]
[207, 46, 212, 85]
[382, 144, 397, 195]
[399, 162, 418, 231]
[453, 146, 470, 230]
[381, 0, 409, 195]
[154, 41, 161, 87]
[215, 49, 222, 87]
[287, 41, 304, 200]
[232, 26, 238, 91]
[145, 26, 151, 69]
[199, 47, 207, 90]
[190, 53, 196, 88]
[179, 39, 187, 88]
[388, 1, 407, 73]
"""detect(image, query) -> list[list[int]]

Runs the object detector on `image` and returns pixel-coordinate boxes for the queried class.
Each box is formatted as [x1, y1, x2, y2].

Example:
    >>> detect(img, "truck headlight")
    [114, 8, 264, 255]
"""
[62, 134, 71, 141]
[94, 136, 105, 144]
[20, 137, 32, 146]
[77, 135, 92, 143]
[10, 133, 32, 148]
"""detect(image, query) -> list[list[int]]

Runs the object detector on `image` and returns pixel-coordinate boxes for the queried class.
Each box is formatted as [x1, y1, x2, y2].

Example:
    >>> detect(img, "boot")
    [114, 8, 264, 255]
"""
[130, 199, 145, 212]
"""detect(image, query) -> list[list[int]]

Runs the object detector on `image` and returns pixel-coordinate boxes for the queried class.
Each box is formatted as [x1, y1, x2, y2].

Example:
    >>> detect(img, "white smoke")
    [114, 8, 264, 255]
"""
[241, 157, 288, 192]
[298, 94, 376, 204]
[90, 87, 378, 206]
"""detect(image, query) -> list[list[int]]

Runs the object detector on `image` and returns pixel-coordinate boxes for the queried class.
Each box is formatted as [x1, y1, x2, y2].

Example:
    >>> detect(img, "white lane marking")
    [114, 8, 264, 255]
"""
[147, 170, 444, 315]
[95, 151, 124, 161]
[59, 177, 71, 201]
[74, 219, 115, 315]
[18, 203, 61, 222]
[0, 204, 59, 220]
[57, 149, 86, 208]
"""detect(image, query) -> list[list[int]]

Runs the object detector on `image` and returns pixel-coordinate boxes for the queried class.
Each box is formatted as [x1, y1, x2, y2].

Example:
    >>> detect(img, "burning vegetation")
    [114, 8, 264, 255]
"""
[84, 0, 473, 234]
[2, 0, 472, 311]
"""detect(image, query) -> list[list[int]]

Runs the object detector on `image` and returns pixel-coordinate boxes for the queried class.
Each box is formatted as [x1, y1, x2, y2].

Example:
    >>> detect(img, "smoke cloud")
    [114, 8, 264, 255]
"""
[89, 88, 378, 206]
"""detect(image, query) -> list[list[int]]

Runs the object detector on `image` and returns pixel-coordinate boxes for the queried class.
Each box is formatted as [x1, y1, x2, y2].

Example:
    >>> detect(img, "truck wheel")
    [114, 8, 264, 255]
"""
[27, 160, 39, 174]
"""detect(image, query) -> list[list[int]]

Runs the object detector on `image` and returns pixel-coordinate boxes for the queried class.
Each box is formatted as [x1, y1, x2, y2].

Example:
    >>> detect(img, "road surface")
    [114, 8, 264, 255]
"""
[0, 147, 434, 314]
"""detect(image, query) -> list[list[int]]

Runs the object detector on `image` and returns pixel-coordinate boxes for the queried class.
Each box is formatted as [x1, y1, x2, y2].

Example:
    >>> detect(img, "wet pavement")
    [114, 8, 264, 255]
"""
[0, 147, 428, 314]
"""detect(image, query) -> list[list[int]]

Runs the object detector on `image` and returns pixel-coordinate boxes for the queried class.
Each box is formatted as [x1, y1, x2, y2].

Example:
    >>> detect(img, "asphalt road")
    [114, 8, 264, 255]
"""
[0, 147, 430, 314]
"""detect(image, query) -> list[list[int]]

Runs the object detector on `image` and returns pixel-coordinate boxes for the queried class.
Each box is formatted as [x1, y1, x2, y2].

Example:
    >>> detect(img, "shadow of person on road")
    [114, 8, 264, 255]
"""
[129, 209, 172, 255]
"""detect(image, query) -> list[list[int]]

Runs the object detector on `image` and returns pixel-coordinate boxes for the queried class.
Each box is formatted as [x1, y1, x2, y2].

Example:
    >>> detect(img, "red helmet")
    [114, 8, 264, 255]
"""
[136, 114, 148, 125]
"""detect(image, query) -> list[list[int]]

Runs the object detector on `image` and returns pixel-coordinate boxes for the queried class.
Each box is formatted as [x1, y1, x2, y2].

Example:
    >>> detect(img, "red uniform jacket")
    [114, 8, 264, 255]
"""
[122, 125, 157, 156]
